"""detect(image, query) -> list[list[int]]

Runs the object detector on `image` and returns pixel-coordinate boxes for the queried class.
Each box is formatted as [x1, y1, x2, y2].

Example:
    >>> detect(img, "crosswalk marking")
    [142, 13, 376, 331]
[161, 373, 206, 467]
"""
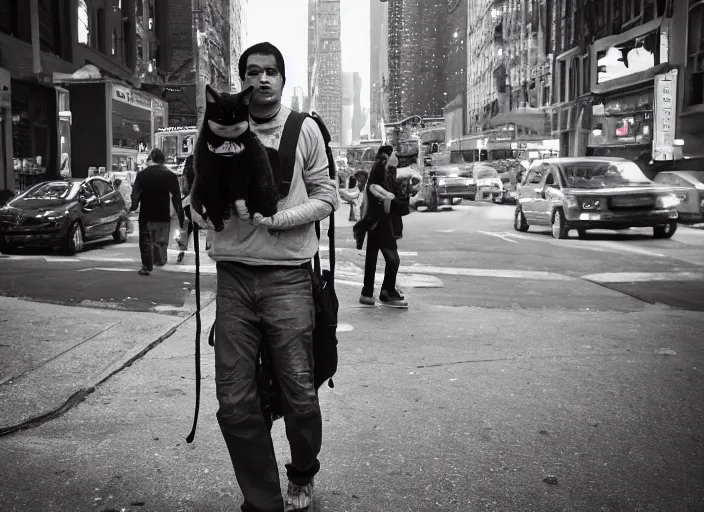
[582, 272, 704, 283]
[478, 231, 519, 244]
[399, 265, 573, 281]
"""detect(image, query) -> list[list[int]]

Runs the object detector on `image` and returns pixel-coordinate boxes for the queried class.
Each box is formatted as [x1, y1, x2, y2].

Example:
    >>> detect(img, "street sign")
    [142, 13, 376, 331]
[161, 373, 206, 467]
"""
[653, 69, 679, 161]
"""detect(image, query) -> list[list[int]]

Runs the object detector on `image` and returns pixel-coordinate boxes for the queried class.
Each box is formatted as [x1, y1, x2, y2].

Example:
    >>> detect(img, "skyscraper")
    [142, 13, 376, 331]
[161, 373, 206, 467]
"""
[308, 0, 342, 144]
[369, 0, 389, 138]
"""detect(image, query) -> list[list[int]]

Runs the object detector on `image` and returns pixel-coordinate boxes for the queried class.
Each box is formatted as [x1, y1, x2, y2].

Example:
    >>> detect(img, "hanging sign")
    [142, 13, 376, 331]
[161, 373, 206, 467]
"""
[652, 69, 679, 161]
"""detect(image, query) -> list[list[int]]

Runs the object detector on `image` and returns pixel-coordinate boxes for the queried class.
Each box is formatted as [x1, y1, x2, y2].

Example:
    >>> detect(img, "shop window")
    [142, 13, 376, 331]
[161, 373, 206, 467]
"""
[77, 0, 91, 45]
[112, 101, 151, 151]
[687, 2, 704, 105]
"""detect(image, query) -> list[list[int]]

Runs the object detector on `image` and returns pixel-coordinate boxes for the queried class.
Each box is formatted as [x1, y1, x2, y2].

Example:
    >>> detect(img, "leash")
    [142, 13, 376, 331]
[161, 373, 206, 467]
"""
[186, 221, 201, 443]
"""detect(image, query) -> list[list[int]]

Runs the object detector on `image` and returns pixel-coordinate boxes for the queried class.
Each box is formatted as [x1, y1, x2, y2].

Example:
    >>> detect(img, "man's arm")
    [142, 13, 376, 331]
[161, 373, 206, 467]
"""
[256, 117, 339, 230]
[130, 173, 142, 211]
[170, 173, 185, 227]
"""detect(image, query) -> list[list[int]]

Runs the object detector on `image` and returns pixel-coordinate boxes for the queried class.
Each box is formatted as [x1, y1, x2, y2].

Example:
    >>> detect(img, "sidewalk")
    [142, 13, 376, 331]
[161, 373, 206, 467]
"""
[0, 296, 190, 436]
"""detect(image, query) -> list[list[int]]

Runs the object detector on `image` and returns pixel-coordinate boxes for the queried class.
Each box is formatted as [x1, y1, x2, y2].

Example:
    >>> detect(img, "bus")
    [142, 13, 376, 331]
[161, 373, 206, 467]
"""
[154, 126, 198, 168]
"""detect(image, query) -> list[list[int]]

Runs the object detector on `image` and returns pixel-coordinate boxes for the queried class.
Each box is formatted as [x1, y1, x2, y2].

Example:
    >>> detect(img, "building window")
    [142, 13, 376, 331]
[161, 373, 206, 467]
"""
[688, 1, 704, 105]
[77, 0, 90, 45]
[97, 8, 106, 53]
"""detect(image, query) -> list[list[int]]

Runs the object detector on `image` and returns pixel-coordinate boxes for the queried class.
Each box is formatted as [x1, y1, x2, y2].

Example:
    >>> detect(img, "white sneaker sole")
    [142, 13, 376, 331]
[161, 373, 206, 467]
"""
[380, 302, 408, 309]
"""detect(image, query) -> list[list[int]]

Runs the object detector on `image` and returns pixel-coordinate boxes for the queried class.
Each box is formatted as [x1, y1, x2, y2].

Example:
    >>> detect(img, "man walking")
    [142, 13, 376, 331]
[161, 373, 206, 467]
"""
[191, 42, 338, 512]
[130, 148, 184, 276]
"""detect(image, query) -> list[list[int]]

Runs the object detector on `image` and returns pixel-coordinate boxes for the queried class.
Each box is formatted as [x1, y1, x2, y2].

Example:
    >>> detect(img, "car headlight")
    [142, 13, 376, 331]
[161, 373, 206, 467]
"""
[656, 194, 680, 209]
[438, 179, 446, 186]
[563, 194, 579, 208]
[580, 199, 601, 210]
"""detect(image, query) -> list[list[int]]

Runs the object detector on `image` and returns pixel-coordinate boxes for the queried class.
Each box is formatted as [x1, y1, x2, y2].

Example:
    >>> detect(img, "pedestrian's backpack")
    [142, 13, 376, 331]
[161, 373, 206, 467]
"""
[185, 111, 339, 442]
[276, 110, 340, 391]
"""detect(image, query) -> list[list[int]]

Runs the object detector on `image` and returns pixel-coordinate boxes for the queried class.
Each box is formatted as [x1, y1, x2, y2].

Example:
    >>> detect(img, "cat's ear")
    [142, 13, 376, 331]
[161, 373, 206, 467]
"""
[206, 84, 219, 104]
[240, 86, 255, 106]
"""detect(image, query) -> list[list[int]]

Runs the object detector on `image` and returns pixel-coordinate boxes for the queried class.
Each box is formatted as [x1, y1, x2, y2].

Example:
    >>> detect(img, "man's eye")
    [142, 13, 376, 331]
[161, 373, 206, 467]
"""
[247, 70, 261, 76]
[265, 68, 279, 76]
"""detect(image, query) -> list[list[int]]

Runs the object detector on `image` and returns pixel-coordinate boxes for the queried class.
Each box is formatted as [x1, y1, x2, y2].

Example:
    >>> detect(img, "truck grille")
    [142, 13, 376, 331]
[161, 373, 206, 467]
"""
[608, 195, 654, 211]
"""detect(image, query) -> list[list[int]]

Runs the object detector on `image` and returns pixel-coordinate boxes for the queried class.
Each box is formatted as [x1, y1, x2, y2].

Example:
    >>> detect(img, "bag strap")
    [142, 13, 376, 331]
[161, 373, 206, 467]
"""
[277, 111, 308, 197]
[186, 222, 202, 444]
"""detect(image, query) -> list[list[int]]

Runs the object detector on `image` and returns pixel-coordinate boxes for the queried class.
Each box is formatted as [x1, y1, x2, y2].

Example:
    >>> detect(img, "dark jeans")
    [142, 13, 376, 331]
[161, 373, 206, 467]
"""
[362, 230, 401, 298]
[177, 206, 194, 251]
[138, 220, 170, 270]
[215, 261, 321, 512]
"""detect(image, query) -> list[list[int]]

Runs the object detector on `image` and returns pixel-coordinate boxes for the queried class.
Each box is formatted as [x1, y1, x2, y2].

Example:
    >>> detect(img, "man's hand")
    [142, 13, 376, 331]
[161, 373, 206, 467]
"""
[190, 208, 215, 230]
[234, 200, 249, 221]
[251, 213, 274, 228]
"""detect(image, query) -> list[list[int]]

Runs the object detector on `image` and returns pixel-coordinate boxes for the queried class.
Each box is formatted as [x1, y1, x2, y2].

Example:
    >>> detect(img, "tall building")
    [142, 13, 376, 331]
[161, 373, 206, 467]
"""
[230, 0, 248, 91]
[453, 0, 554, 162]
[341, 71, 363, 145]
[308, 0, 342, 143]
[443, 0, 468, 143]
[291, 86, 305, 112]
[369, 0, 388, 138]
[141, 0, 248, 127]
[386, 0, 446, 121]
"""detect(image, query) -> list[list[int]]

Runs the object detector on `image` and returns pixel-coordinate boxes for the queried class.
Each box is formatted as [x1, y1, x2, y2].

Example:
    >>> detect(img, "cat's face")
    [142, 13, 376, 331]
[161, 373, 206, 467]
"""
[205, 85, 253, 141]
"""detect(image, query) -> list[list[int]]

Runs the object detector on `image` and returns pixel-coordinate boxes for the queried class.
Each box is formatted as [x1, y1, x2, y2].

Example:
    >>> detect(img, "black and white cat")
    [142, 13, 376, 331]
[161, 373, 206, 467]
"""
[191, 84, 279, 232]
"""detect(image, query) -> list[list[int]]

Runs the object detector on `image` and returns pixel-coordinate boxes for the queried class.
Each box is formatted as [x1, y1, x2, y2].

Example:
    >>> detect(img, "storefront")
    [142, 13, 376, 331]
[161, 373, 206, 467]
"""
[67, 80, 167, 178]
[587, 19, 683, 179]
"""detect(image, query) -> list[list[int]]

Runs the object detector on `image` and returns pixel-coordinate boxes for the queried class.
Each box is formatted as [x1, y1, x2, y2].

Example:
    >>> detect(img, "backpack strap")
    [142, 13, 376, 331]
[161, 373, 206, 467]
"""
[277, 111, 309, 197]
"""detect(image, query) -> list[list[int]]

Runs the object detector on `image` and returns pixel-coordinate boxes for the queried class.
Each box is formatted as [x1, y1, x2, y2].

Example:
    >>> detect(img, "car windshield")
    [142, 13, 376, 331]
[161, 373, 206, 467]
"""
[22, 181, 80, 200]
[561, 161, 651, 189]
[431, 168, 462, 177]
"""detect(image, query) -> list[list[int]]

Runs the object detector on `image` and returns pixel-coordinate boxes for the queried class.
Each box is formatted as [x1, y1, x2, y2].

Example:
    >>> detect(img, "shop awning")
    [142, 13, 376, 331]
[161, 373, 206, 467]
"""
[487, 110, 549, 134]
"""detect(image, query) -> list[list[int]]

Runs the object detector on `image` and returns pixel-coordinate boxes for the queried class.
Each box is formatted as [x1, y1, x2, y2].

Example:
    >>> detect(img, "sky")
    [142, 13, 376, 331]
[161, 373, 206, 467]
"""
[246, 0, 371, 110]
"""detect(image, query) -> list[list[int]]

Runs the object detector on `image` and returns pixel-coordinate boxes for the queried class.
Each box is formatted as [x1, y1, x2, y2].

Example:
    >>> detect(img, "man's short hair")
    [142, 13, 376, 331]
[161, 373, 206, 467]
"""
[149, 148, 165, 164]
[238, 42, 286, 84]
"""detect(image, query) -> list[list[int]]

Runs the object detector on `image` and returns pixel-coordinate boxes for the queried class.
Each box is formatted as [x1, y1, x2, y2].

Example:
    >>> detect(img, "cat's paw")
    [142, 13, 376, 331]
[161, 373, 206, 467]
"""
[234, 200, 249, 221]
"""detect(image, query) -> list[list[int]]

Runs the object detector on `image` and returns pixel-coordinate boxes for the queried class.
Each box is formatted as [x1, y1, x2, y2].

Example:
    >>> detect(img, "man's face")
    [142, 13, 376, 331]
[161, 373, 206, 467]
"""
[242, 54, 283, 107]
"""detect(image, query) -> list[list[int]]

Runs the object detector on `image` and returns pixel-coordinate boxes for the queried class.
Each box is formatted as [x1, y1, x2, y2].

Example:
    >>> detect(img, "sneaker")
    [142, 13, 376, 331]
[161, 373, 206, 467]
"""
[359, 295, 376, 306]
[285, 479, 314, 511]
[177, 251, 185, 263]
[379, 289, 408, 308]
[138, 266, 151, 276]
[395, 286, 405, 300]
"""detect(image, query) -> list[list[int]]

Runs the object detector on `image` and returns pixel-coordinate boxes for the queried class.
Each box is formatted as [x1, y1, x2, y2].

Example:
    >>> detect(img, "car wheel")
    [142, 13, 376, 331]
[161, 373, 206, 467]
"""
[577, 228, 588, 239]
[514, 205, 529, 232]
[62, 222, 84, 255]
[653, 221, 677, 239]
[113, 219, 128, 243]
[551, 209, 569, 239]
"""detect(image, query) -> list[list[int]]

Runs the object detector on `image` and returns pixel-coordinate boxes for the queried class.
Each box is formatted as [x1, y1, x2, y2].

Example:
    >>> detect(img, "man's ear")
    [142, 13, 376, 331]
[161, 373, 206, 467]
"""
[240, 86, 254, 106]
[206, 84, 219, 104]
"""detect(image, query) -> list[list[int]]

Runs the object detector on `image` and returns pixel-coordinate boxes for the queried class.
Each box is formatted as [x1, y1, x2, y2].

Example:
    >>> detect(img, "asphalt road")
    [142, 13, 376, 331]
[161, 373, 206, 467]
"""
[1, 202, 703, 510]
[0, 218, 216, 316]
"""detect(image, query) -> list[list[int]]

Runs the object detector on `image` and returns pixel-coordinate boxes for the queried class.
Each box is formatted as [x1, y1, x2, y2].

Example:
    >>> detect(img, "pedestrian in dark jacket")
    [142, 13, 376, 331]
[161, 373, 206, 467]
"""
[358, 147, 408, 308]
[176, 154, 195, 263]
[130, 148, 184, 275]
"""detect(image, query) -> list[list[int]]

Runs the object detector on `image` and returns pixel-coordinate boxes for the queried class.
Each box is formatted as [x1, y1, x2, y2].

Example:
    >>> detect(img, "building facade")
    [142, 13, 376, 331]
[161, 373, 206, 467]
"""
[369, 0, 388, 139]
[0, 0, 247, 193]
[308, 0, 342, 144]
[341, 71, 363, 145]
[443, 0, 468, 144]
[455, 0, 554, 162]
[141, 0, 247, 128]
[0, 0, 168, 191]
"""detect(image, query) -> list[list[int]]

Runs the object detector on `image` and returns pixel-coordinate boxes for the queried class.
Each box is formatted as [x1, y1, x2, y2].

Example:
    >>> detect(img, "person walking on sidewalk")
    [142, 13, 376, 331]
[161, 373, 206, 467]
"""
[176, 154, 195, 264]
[358, 147, 408, 308]
[130, 148, 184, 276]
[190, 42, 338, 512]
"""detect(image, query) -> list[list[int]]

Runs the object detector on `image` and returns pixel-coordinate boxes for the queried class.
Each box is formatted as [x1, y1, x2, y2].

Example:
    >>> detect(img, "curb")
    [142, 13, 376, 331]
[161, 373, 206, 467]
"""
[0, 297, 216, 438]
